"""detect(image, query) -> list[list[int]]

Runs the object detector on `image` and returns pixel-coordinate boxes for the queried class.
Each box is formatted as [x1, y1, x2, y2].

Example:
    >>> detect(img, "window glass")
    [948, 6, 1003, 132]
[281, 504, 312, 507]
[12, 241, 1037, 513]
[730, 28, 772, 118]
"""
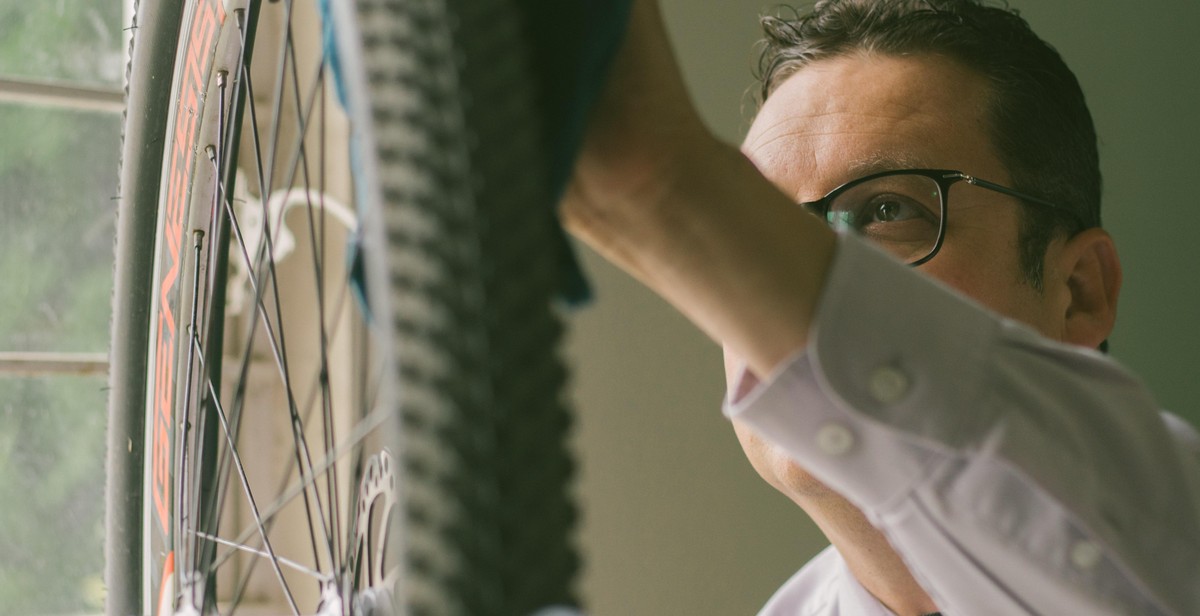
[0, 3, 124, 613]
[0, 103, 119, 353]
[0, 375, 108, 614]
[0, 1, 124, 88]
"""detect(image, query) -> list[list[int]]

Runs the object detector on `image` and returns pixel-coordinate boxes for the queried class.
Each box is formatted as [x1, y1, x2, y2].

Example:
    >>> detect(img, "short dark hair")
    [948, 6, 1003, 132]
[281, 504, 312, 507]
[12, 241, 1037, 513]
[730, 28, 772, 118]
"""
[755, 0, 1100, 288]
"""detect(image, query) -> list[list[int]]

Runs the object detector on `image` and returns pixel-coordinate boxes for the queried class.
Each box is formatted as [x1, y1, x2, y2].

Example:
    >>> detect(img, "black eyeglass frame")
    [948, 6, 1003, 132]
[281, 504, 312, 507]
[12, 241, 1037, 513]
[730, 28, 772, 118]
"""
[800, 168, 1085, 266]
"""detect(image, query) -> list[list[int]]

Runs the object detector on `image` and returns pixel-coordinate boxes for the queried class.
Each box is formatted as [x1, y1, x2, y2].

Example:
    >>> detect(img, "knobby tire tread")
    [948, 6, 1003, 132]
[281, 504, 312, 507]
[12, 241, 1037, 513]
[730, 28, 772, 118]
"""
[107, 1, 580, 614]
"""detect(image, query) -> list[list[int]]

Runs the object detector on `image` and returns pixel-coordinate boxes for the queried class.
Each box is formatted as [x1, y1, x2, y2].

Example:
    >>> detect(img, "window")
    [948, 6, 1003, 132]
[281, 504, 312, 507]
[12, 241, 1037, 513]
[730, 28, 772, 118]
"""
[0, 1, 127, 613]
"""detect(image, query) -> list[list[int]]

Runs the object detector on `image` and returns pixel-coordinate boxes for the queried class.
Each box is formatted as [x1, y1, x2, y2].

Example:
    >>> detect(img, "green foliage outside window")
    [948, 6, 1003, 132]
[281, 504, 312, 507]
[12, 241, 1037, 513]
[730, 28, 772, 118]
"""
[0, 1, 124, 613]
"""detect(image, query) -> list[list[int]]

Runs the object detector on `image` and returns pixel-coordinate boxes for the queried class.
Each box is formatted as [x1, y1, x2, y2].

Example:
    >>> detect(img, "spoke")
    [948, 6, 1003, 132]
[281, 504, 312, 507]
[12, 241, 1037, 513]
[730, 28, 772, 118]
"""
[287, 27, 343, 573]
[262, 0, 297, 201]
[218, 30, 332, 576]
[275, 15, 341, 571]
[342, 319, 377, 575]
[178, 230, 207, 602]
[191, 328, 303, 616]
[187, 18, 320, 593]
[205, 9, 349, 603]
[202, 71, 231, 340]
[170, 3, 394, 612]
[244, 2, 361, 558]
[206, 156, 363, 610]
[207, 367, 390, 577]
[197, 10, 254, 586]
[190, 72, 234, 597]
[194, 531, 325, 580]
[201, 144, 311, 579]
[255, 44, 338, 585]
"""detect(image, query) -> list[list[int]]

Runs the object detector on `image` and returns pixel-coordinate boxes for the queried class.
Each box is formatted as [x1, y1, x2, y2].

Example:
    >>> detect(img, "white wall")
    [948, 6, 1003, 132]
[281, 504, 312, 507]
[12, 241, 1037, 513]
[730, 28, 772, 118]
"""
[568, 1, 1200, 614]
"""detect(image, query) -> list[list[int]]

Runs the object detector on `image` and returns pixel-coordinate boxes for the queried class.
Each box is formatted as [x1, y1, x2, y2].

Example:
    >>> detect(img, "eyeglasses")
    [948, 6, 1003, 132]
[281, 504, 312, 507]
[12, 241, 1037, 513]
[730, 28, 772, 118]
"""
[800, 169, 1082, 265]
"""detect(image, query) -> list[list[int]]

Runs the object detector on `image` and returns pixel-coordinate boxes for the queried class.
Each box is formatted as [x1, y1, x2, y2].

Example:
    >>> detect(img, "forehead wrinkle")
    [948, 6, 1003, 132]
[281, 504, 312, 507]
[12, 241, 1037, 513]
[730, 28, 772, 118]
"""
[744, 123, 933, 181]
[744, 103, 941, 154]
[744, 125, 928, 160]
[742, 113, 823, 154]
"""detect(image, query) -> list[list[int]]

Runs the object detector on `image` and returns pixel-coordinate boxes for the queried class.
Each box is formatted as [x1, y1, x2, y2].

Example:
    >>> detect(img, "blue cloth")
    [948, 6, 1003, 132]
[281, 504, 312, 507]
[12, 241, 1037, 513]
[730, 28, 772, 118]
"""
[518, 0, 635, 305]
[321, 0, 635, 307]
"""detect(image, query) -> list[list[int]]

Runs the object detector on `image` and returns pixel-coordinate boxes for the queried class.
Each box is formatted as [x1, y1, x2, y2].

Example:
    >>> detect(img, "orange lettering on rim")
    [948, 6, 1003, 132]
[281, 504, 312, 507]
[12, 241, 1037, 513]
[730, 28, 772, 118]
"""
[150, 0, 226, 538]
[156, 550, 175, 616]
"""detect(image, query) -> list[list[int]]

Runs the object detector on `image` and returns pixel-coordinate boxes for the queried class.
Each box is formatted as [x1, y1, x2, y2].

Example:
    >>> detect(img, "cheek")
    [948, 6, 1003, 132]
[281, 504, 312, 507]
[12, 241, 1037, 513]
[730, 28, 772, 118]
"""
[920, 245, 1060, 335]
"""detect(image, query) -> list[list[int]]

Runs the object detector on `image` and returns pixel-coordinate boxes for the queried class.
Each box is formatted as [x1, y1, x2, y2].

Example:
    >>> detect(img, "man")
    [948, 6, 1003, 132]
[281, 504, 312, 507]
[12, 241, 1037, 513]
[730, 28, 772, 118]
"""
[562, 0, 1200, 614]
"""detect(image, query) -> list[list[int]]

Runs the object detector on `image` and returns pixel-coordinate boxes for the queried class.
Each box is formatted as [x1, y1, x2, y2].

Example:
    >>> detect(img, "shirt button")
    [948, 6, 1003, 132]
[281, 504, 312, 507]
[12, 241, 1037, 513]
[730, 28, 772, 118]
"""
[816, 422, 855, 456]
[868, 365, 910, 404]
[1070, 540, 1103, 570]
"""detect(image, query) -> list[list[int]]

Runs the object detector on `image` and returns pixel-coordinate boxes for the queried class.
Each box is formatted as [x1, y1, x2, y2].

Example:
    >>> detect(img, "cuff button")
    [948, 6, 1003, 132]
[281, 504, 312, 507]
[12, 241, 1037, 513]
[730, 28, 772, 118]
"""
[868, 365, 910, 404]
[1070, 540, 1103, 570]
[816, 422, 855, 456]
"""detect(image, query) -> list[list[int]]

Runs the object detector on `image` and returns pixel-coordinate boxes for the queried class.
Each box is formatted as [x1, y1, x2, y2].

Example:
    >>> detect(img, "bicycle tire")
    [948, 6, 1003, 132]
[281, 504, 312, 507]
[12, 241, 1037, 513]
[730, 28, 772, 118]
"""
[106, 0, 579, 614]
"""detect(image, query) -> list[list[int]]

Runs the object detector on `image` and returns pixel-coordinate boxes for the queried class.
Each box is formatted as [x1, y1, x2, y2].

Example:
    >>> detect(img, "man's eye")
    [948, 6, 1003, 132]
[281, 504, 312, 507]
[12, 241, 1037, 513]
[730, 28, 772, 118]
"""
[825, 182, 941, 236]
[867, 197, 924, 224]
[823, 179, 942, 259]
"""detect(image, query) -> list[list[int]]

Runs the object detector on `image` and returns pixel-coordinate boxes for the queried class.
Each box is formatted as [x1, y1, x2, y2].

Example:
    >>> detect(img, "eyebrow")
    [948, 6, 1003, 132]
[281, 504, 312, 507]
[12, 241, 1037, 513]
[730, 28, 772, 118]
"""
[843, 152, 931, 178]
[795, 152, 933, 203]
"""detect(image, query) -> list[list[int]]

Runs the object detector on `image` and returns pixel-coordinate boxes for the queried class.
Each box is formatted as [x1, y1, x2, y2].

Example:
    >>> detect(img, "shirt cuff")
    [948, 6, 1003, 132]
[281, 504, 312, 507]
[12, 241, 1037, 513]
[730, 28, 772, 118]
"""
[722, 233, 1003, 512]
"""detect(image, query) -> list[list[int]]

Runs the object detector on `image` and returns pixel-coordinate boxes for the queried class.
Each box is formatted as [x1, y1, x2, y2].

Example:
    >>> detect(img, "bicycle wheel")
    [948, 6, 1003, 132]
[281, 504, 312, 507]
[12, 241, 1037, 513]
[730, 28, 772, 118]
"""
[105, 0, 578, 614]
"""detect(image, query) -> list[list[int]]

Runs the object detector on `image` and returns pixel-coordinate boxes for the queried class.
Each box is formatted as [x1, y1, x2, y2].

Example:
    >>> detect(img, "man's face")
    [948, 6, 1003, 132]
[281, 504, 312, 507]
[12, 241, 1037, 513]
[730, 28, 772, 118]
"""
[733, 52, 1070, 503]
[744, 51, 1071, 337]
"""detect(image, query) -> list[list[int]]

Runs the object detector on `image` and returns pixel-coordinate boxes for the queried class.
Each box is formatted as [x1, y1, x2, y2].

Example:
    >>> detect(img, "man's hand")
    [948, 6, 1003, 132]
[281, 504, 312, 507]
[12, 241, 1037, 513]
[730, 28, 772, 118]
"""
[558, 1, 837, 378]
[559, 0, 714, 264]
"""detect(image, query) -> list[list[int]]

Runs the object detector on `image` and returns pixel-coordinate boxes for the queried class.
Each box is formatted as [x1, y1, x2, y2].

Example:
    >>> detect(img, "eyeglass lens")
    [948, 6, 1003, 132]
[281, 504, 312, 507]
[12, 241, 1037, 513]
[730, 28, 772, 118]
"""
[826, 174, 945, 264]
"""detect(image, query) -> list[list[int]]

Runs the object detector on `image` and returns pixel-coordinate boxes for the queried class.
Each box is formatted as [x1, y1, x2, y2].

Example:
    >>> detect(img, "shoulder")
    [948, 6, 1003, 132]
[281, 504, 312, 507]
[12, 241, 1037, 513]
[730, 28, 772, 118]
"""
[1161, 410, 1200, 461]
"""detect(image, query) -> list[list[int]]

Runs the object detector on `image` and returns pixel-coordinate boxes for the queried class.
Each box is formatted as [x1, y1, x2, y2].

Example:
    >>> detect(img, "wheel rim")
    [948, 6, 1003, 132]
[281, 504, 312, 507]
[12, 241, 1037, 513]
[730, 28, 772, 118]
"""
[139, 0, 397, 612]
[114, 0, 582, 613]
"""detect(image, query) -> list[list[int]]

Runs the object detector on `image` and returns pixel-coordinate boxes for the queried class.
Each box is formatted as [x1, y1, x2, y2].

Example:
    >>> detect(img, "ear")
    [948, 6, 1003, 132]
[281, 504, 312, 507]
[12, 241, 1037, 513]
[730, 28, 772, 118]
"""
[1057, 228, 1122, 349]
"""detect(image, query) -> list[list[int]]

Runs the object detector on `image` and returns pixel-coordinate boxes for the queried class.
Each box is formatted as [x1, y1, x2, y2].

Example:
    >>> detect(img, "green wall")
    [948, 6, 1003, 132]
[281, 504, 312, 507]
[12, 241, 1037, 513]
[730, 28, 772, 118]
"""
[1019, 1, 1200, 421]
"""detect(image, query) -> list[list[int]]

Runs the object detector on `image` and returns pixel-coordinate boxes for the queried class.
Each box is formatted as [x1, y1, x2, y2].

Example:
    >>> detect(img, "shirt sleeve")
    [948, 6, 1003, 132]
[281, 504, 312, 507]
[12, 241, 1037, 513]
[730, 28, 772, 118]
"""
[724, 233, 1200, 616]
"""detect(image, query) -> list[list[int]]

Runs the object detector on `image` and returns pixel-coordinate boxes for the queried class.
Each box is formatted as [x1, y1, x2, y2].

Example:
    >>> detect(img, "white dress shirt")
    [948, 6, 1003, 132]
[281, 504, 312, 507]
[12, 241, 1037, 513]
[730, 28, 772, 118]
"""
[724, 234, 1200, 615]
[758, 545, 901, 616]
